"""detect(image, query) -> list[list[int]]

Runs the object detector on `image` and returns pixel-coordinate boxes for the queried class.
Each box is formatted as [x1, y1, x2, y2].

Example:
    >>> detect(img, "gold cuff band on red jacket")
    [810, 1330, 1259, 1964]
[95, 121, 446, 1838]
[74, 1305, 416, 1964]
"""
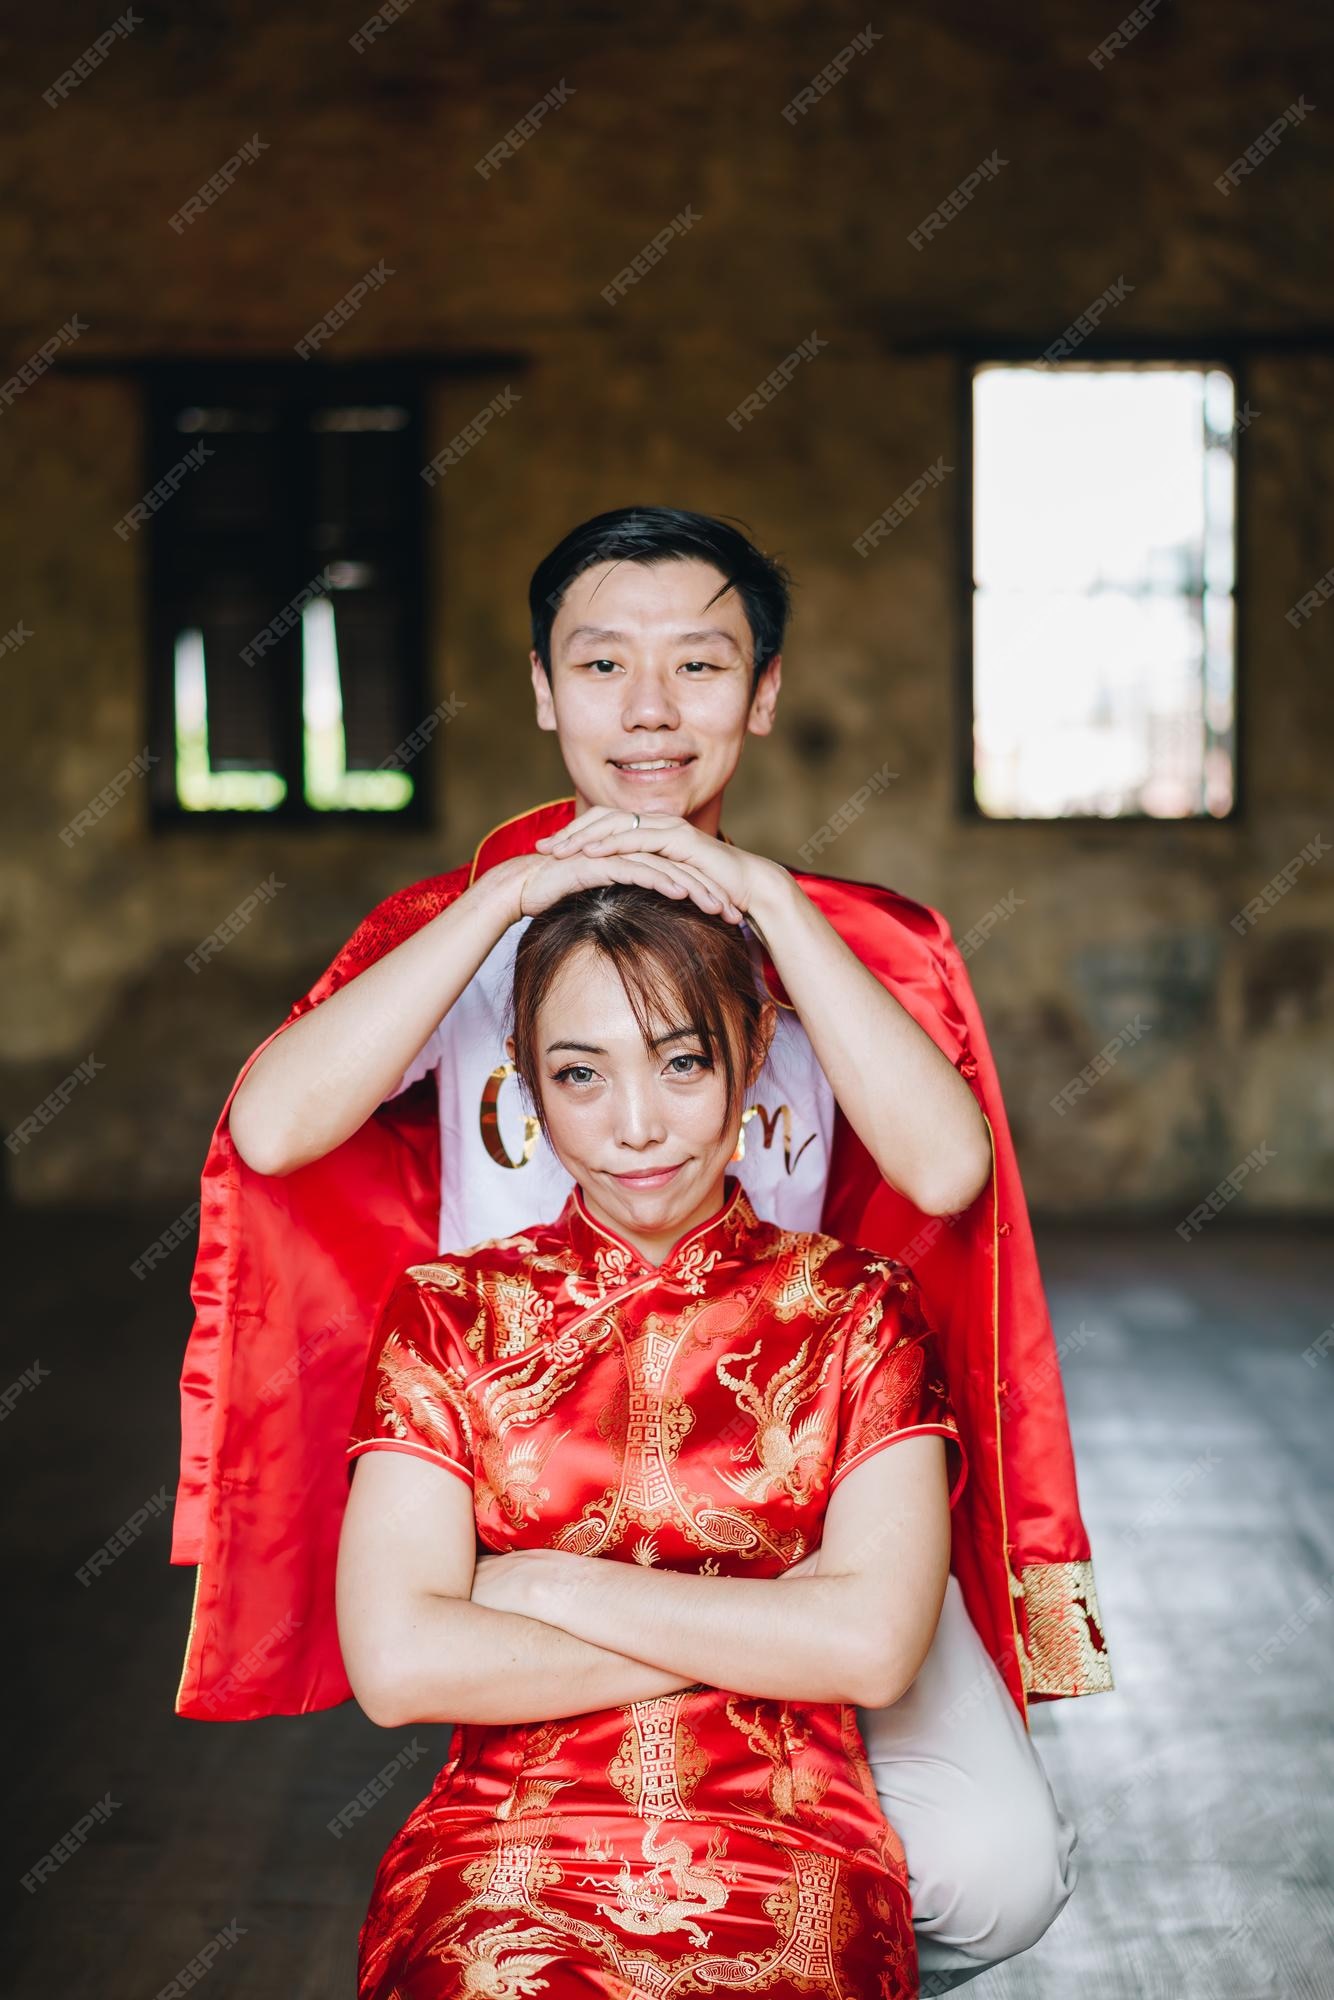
[1014, 1558, 1114, 1699]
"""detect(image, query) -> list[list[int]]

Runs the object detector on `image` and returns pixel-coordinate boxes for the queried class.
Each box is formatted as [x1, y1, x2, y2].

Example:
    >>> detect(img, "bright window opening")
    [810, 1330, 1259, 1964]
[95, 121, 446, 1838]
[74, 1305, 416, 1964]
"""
[970, 362, 1238, 819]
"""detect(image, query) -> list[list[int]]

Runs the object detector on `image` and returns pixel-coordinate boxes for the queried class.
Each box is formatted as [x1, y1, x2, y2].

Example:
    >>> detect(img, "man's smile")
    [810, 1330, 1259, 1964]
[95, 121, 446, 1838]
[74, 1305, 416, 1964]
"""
[609, 754, 696, 774]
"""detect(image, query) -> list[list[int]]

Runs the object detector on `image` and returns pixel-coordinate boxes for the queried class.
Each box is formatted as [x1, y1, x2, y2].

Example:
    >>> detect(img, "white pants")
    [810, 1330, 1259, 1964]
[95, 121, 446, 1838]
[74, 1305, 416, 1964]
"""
[856, 1577, 1077, 1989]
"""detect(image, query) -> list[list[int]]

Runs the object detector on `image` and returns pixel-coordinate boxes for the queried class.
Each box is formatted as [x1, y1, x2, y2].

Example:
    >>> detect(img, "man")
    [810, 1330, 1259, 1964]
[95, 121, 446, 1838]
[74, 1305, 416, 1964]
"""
[174, 506, 1110, 1986]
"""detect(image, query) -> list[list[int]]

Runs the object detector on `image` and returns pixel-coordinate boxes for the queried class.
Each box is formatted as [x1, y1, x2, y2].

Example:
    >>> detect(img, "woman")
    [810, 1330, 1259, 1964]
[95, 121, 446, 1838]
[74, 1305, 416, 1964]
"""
[337, 883, 967, 1999]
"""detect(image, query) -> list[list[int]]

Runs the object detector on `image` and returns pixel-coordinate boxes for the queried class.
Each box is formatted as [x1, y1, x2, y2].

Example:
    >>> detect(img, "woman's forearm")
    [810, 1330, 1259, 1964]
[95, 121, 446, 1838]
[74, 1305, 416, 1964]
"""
[228, 860, 525, 1176]
[518, 1556, 890, 1708]
[379, 1593, 700, 1729]
[746, 863, 992, 1218]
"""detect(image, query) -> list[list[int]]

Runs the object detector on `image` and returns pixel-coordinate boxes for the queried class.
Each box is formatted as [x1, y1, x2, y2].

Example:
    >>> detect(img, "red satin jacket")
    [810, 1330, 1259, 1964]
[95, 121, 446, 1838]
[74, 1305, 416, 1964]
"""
[171, 796, 1112, 1723]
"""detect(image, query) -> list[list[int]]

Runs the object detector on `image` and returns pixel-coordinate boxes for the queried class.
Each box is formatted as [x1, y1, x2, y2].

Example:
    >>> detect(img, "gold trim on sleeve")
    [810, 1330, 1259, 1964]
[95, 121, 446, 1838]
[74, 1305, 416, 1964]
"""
[173, 1560, 203, 1715]
[1014, 1558, 1115, 1698]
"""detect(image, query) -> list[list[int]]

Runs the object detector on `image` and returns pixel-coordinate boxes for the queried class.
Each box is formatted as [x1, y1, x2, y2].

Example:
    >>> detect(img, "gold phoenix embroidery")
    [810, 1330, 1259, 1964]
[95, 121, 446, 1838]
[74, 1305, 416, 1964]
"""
[713, 1335, 837, 1504]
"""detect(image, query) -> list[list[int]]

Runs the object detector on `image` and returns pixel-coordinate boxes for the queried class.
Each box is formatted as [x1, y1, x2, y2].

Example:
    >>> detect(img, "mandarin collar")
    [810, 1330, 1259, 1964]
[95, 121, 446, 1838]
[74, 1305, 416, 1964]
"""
[558, 1173, 758, 1279]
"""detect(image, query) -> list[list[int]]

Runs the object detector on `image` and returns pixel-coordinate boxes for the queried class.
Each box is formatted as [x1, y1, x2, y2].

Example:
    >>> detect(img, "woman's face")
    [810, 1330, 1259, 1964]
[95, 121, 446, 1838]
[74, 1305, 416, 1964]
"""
[512, 943, 770, 1260]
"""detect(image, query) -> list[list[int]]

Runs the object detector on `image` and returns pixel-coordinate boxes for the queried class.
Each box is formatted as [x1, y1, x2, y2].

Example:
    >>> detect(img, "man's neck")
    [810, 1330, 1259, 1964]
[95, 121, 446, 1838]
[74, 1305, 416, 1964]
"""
[572, 785, 726, 839]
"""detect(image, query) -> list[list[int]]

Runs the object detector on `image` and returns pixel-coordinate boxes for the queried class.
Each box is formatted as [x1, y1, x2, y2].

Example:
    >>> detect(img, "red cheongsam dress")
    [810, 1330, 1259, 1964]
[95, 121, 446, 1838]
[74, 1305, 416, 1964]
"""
[346, 1176, 967, 2000]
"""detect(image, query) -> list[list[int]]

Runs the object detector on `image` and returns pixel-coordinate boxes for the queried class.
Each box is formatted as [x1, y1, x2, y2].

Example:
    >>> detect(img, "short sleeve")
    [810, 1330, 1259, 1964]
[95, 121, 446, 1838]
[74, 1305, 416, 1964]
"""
[830, 1270, 967, 1508]
[346, 1272, 475, 1490]
[380, 1024, 441, 1104]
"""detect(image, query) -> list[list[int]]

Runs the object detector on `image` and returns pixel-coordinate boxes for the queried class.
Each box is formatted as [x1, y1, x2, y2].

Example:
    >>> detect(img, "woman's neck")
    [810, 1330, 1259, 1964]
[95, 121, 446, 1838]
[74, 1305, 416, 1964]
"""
[579, 1174, 730, 1267]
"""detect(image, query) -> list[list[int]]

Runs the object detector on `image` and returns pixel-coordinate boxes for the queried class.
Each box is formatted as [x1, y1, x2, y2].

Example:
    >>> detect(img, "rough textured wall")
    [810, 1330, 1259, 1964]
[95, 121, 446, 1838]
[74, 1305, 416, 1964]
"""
[2, 0, 1331, 1213]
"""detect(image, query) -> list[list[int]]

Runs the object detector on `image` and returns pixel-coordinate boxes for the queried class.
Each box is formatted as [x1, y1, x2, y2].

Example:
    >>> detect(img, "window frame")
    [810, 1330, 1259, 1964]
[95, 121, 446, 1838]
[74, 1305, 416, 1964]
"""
[954, 343, 1249, 825]
[144, 356, 434, 832]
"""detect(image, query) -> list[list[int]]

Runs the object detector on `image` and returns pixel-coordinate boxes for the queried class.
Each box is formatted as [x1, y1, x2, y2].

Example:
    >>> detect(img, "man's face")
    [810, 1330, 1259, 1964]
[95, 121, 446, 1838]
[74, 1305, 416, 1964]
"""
[530, 557, 781, 834]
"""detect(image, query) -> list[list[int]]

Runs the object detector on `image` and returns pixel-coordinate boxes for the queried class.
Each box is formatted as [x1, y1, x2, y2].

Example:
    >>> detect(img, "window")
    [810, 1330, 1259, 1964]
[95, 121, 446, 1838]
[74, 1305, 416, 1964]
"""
[145, 362, 431, 824]
[965, 359, 1240, 820]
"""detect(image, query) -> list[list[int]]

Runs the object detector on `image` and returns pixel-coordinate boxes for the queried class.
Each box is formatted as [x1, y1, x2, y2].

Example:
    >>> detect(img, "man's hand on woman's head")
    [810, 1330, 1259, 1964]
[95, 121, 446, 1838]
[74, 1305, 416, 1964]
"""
[502, 838, 747, 926]
[534, 809, 779, 921]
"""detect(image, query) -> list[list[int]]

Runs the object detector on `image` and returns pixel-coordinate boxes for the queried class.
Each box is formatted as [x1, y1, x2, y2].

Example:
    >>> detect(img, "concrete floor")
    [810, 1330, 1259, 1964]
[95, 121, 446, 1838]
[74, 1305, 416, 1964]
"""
[981, 1224, 1334, 2000]
[6, 1209, 1333, 1998]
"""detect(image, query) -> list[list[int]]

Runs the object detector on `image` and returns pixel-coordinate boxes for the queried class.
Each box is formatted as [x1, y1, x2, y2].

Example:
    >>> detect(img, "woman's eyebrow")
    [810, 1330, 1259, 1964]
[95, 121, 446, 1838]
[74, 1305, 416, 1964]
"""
[648, 1026, 698, 1049]
[545, 1027, 696, 1054]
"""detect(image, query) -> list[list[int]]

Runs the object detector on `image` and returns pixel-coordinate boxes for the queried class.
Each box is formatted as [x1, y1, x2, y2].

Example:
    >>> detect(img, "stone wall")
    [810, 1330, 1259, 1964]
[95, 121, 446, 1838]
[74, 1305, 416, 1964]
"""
[3, 0, 1331, 1213]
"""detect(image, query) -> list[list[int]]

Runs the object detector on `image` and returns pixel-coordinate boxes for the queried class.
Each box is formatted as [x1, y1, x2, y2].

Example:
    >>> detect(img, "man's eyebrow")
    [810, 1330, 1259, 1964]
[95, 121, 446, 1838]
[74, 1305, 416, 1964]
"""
[563, 623, 742, 657]
[678, 628, 742, 655]
[564, 625, 623, 644]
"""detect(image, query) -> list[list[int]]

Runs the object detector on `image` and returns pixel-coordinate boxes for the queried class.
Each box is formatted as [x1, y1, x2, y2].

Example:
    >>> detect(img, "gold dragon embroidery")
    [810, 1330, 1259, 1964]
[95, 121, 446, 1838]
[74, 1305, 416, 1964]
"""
[592, 1818, 741, 1948]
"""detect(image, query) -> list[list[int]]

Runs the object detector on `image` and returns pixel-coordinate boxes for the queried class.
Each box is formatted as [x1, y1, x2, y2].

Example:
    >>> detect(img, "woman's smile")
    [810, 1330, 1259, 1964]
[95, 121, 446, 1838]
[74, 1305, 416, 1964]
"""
[605, 1160, 687, 1188]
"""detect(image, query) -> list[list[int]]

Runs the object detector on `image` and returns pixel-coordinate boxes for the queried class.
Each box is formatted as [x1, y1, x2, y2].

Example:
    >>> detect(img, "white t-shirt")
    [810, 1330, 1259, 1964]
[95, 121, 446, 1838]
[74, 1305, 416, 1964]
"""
[384, 916, 837, 1253]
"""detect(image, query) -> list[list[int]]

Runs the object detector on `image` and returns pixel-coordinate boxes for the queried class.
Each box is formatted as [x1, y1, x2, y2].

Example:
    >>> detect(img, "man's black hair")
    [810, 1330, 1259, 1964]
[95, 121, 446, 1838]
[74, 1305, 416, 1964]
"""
[528, 506, 794, 691]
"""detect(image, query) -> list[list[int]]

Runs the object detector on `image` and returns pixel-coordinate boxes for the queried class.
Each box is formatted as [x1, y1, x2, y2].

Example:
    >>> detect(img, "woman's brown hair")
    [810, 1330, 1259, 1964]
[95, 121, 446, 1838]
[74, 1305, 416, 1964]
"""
[509, 885, 771, 1141]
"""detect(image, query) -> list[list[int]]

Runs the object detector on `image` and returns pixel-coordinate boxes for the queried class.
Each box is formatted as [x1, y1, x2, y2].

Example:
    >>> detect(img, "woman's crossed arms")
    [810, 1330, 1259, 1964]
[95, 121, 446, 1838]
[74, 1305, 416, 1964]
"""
[336, 1432, 950, 1730]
